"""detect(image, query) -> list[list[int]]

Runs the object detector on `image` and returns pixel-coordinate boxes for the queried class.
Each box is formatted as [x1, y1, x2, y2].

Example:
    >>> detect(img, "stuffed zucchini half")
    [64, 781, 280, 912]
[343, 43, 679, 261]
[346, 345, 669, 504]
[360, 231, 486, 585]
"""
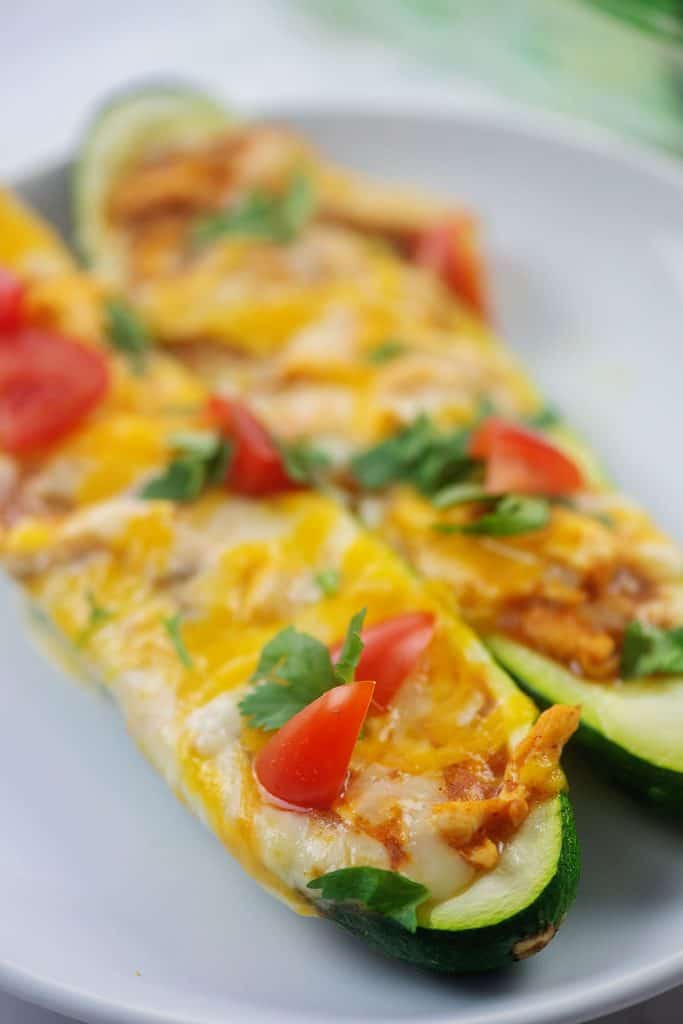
[377, 422, 683, 810]
[74, 82, 489, 318]
[0, 194, 579, 972]
[72, 88, 683, 809]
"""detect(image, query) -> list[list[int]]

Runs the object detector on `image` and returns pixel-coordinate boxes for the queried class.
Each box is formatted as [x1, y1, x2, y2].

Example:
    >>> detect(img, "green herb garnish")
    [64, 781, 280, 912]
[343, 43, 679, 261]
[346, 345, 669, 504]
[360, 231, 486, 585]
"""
[315, 568, 341, 597]
[620, 622, 683, 679]
[239, 610, 366, 730]
[332, 608, 366, 685]
[435, 494, 550, 537]
[350, 415, 474, 496]
[307, 867, 430, 932]
[279, 440, 331, 485]
[141, 431, 232, 502]
[163, 614, 194, 670]
[104, 298, 150, 374]
[367, 339, 406, 365]
[77, 591, 112, 647]
[526, 405, 563, 431]
[194, 172, 315, 247]
[431, 482, 491, 509]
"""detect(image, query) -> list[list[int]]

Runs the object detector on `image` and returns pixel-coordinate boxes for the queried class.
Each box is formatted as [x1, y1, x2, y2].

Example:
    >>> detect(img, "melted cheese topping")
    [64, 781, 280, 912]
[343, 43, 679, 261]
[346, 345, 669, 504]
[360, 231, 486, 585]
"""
[0, 188, 73, 277]
[18, 487, 543, 912]
[101, 140, 683, 684]
[0, 186, 576, 920]
[0, 275, 205, 531]
[385, 487, 683, 680]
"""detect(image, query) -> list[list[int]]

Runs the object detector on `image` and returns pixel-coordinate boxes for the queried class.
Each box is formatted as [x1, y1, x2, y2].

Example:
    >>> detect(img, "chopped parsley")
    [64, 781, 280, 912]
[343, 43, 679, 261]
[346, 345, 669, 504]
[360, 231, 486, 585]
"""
[332, 608, 366, 685]
[367, 339, 406, 365]
[307, 867, 430, 932]
[104, 298, 150, 374]
[141, 431, 232, 502]
[77, 591, 112, 648]
[435, 494, 550, 537]
[526, 405, 563, 431]
[163, 614, 194, 670]
[431, 482, 491, 509]
[314, 568, 341, 598]
[193, 172, 315, 247]
[349, 415, 475, 496]
[279, 440, 331, 485]
[239, 609, 366, 731]
[620, 622, 683, 679]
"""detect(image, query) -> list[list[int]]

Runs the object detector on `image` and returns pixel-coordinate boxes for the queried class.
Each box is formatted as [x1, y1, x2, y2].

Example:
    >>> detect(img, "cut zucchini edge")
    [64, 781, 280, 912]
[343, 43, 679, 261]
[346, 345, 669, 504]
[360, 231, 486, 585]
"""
[73, 81, 232, 277]
[28, 597, 580, 973]
[314, 795, 578, 973]
[487, 635, 683, 809]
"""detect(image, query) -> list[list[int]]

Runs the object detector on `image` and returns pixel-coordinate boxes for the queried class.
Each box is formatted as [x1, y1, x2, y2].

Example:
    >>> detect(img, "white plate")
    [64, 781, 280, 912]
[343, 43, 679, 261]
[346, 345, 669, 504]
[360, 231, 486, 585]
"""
[3, 106, 683, 1024]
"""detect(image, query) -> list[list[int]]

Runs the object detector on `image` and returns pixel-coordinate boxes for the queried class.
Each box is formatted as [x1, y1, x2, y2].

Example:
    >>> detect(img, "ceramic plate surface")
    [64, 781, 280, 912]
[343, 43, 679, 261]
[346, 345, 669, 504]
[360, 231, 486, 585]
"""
[2, 105, 683, 1024]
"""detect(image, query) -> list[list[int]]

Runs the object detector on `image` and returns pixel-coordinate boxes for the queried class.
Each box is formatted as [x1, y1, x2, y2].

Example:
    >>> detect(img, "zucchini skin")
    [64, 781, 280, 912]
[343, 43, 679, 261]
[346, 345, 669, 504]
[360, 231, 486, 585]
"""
[577, 720, 683, 810]
[499, 662, 683, 811]
[314, 795, 579, 974]
[74, 80, 230, 268]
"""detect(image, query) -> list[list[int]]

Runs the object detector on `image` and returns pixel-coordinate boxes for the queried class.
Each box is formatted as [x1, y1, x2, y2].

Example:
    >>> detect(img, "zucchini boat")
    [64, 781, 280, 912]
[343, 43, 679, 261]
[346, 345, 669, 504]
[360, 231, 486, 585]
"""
[70, 89, 683, 808]
[0, 195, 579, 972]
[74, 82, 489, 317]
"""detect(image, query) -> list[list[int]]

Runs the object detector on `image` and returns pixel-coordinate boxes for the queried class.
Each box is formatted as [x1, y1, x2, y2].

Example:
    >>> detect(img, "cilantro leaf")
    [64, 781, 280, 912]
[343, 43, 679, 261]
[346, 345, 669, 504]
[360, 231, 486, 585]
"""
[350, 415, 434, 490]
[367, 339, 406, 365]
[163, 614, 194, 669]
[140, 458, 207, 501]
[620, 622, 683, 678]
[307, 867, 430, 933]
[193, 172, 315, 247]
[104, 298, 150, 374]
[315, 568, 341, 597]
[169, 431, 223, 460]
[239, 625, 336, 730]
[526, 405, 563, 430]
[435, 494, 550, 536]
[279, 440, 331, 484]
[77, 590, 112, 648]
[350, 415, 473, 495]
[431, 482, 491, 509]
[239, 610, 367, 730]
[276, 173, 316, 241]
[141, 432, 232, 502]
[333, 608, 366, 685]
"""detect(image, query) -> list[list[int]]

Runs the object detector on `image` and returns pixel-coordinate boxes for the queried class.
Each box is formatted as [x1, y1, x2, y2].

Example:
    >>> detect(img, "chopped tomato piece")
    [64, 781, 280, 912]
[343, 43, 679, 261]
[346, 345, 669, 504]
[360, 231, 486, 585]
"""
[413, 216, 488, 318]
[0, 269, 26, 332]
[331, 611, 436, 711]
[469, 418, 583, 497]
[254, 680, 375, 810]
[0, 327, 109, 454]
[207, 395, 297, 496]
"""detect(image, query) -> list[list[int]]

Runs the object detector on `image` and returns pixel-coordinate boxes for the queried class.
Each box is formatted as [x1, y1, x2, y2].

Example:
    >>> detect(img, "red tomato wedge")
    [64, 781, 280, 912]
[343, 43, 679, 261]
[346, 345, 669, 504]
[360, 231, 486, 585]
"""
[413, 216, 488, 319]
[469, 418, 584, 496]
[331, 612, 436, 711]
[0, 327, 109, 454]
[254, 680, 375, 810]
[0, 269, 26, 332]
[207, 395, 297, 496]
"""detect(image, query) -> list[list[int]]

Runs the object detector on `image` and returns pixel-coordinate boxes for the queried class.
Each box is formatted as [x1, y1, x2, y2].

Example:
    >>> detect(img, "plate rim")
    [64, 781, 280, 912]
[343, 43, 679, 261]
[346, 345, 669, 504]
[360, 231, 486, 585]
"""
[3, 98, 683, 1024]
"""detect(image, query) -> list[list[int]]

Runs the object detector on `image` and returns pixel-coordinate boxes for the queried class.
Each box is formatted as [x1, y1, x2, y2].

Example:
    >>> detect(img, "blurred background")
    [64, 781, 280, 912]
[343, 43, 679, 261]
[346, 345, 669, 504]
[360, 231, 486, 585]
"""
[1, 0, 681, 183]
[1, 2, 682, 1023]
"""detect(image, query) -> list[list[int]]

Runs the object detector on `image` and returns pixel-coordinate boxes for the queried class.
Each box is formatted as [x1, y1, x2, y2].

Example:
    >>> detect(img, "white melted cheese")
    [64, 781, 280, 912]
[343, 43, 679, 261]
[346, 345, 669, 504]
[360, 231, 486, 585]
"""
[185, 687, 474, 901]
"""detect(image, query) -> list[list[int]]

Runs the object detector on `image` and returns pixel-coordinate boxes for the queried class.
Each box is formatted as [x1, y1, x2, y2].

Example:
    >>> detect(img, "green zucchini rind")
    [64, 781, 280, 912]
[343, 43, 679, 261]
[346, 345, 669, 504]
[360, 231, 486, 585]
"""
[74, 81, 232, 277]
[487, 636, 683, 810]
[312, 794, 579, 973]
